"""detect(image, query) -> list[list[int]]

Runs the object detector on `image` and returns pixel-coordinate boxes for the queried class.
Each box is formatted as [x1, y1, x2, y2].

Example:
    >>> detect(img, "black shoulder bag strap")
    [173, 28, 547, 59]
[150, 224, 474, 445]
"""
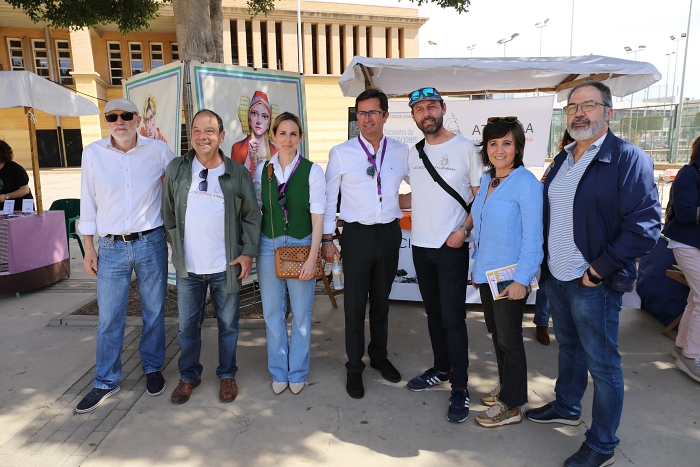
[415, 138, 472, 214]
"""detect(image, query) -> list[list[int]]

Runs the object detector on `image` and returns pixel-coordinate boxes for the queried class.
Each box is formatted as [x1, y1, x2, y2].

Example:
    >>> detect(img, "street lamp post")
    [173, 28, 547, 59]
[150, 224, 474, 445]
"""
[428, 40, 437, 58]
[673, 16, 691, 163]
[670, 34, 686, 104]
[497, 33, 519, 57]
[535, 18, 549, 57]
[624, 45, 646, 142]
[466, 44, 477, 57]
[570, 0, 575, 56]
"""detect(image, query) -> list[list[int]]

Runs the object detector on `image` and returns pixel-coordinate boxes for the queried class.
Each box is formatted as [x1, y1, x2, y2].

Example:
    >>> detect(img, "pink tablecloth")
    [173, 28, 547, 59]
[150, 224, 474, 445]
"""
[0, 211, 69, 293]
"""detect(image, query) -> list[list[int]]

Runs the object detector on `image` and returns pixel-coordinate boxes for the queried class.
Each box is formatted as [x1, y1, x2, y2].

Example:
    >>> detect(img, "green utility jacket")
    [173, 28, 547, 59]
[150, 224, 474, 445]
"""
[163, 149, 261, 293]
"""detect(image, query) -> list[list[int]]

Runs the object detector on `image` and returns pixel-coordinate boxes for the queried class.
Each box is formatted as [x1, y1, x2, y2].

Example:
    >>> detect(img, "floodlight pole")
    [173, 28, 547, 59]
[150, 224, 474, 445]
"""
[673, 0, 693, 163]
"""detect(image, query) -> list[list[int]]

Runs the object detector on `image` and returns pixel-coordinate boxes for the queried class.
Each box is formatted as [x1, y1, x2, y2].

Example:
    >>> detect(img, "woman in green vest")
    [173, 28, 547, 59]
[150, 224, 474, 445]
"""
[253, 112, 326, 395]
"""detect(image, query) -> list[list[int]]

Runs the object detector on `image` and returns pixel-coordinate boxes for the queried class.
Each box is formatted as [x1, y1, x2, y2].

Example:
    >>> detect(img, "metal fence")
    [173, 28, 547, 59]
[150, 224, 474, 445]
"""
[548, 102, 699, 163]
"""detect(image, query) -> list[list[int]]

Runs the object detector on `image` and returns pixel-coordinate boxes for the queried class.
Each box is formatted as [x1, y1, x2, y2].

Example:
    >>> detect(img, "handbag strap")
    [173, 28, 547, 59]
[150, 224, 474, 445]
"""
[415, 139, 472, 214]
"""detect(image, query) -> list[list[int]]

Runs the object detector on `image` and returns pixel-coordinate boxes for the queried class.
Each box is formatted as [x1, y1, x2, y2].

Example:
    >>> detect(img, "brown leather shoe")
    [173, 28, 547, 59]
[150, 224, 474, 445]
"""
[536, 326, 550, 346]
[219, 377, 238, 402]
[171, 379, 201, 404]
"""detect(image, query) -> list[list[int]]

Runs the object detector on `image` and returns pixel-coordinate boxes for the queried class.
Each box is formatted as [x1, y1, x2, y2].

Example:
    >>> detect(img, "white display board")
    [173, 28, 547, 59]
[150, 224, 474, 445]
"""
[385, 95, 556, 168]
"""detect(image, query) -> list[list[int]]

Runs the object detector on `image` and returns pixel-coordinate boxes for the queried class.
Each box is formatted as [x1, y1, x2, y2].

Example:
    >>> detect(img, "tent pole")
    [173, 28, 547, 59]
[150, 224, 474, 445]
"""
[25, 107, 43, 214]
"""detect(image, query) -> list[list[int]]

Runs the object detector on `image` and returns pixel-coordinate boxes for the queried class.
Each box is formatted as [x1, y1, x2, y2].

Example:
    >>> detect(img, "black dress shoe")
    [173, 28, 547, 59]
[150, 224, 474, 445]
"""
[370, 359, 401, 383]
[346, 372, 364, 399]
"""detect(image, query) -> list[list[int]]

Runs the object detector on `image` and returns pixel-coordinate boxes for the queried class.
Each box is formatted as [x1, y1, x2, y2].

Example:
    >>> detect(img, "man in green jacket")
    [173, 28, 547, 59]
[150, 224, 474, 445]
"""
[163, 109, 261, 404]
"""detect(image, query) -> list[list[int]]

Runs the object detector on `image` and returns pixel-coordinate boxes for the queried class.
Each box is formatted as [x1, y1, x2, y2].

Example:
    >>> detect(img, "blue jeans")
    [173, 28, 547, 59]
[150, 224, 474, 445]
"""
[257, 234, 316, 383]
[548, 271, 624, 455]
[176, 271, 240, 382]
[95, 228, 167, 389]
[412, 242, 470, 389]
[533, 272, 551, 326]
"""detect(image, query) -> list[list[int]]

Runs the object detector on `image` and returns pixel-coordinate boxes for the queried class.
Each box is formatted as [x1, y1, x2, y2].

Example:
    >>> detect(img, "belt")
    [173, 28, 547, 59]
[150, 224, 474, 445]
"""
[108, 227, 159, 242]
[343, 219, 399, 230]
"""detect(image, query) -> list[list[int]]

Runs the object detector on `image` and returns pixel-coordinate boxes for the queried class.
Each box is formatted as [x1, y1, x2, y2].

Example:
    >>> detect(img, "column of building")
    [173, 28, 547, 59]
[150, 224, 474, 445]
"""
[68, 28, 104, 148]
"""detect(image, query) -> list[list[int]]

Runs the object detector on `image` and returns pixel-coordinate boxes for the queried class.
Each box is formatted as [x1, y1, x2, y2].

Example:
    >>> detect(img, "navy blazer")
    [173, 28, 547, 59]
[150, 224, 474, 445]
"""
[543, 129, 662, 292]
[664, 159, 700, 249]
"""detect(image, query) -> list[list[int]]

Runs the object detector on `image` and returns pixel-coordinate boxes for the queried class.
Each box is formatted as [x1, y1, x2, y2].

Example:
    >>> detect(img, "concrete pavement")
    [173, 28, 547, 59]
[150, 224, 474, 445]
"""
[0, 168, 696, 466]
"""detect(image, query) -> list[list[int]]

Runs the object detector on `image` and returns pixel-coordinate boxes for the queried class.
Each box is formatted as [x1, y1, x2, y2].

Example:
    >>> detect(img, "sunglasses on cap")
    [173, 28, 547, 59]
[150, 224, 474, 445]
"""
[105, 112, 136, 123]
[487, 116, 519, 124]
[409, 87, 441, 102]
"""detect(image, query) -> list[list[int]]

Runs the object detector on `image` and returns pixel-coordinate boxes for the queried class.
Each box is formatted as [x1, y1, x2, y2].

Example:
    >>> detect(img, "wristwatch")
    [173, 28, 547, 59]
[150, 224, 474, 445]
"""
[459, 225, 470, 237]
[586, 268, 602, 285]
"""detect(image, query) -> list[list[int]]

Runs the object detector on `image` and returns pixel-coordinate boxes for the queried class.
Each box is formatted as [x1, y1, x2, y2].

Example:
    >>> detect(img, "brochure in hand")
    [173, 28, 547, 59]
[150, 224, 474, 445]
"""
[485, 263, 539, 300]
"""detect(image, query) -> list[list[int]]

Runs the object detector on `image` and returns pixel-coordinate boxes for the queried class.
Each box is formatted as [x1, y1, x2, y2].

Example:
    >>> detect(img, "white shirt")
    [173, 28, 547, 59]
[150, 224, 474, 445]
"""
[79, 135, 175, 236]
[323, 134, 409, 234]
[184, 158, 227, 274]
[406, 135, 483, 248]
[253, 153, 326, 213]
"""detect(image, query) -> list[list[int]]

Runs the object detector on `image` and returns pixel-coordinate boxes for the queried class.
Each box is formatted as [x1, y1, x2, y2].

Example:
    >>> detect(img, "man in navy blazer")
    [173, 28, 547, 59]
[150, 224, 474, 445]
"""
[525, 81, 661, 467]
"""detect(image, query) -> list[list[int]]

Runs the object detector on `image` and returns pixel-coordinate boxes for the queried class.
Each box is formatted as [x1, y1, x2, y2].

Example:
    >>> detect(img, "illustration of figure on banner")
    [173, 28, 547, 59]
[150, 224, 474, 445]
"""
[231, 90, 279, 174]
[139, 94, 168, 144]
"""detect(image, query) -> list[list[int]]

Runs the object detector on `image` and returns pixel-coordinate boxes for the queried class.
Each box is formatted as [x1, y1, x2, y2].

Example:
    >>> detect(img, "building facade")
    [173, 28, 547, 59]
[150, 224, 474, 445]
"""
[0, 0, 427, 168]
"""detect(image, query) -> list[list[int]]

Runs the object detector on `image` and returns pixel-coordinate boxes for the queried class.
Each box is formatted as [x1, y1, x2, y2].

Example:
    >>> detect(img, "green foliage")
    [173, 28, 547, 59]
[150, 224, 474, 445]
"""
[7, 0, 163, 35]
[7, 0, 472, 35]
[693, 112, 700, 128]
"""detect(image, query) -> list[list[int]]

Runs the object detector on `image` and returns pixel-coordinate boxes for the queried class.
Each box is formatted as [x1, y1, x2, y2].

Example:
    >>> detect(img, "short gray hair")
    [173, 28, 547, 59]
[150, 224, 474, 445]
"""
[568, 81, 613, 108]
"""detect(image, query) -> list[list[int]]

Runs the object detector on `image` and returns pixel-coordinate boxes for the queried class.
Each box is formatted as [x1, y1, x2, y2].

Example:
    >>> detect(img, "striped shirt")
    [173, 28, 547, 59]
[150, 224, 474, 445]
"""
[547, 133, 607, 281]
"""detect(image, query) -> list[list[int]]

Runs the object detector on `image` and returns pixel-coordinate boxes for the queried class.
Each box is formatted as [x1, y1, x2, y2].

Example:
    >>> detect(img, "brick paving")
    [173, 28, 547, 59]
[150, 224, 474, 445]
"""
[0, 326, 179, 467]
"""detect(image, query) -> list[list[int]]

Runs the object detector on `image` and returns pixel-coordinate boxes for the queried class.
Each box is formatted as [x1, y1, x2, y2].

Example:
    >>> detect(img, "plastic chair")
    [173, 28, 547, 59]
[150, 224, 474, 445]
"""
[49, 198, 84, 257]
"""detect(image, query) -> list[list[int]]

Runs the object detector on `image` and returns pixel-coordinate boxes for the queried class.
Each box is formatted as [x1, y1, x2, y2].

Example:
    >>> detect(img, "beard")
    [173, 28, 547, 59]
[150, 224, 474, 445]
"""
[417, 115, 443, 136]
[567, 115, 607, 141]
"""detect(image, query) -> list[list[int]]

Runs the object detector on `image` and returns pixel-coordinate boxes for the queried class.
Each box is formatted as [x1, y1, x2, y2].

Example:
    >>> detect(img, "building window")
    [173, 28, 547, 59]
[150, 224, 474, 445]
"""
[7, 39, 25, 71]
[325, 25, 331, 74]
[54, 40, 73, 85]
[150, 43, 164, 69]
[399, 28, 405, 58]
[339, 25, 346, 73]
[311, 24, 318, 75]
[261, 22, 268, 68]
[129, 42, 144, 75]
[171, 43, 179, 62]
[231, 22, 239, 65]
[245, 21, 253, 67]
[365, 27, 371, 57]
[32, 40, 50, 78]
[107, 42, 123, 85]
[275, 22, 282, 70]
[353, 27, 359, 58]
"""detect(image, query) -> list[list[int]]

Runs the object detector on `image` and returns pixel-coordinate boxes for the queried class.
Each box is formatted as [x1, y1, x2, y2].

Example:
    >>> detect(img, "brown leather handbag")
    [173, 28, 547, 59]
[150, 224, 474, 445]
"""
[274, 246, 323, 279]
[267, 162, 323, 279]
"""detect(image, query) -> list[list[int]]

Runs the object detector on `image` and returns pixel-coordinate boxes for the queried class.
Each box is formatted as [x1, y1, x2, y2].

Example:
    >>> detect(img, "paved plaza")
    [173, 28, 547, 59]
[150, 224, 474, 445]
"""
[0, 169, 696, 467]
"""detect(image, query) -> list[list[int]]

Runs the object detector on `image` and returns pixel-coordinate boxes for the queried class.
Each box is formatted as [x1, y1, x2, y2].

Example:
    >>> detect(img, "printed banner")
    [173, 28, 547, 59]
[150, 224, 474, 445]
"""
[385, 95, 555, 167]
[190, 63, 307, 175]
[123, 62, 184, 156]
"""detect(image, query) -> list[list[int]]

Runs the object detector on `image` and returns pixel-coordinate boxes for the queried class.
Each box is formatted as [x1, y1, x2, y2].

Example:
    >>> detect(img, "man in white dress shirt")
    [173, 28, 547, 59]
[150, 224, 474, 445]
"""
[77, 98, 174, 413]
[401, 87, 483, 423]
[322, 88, 409, 399]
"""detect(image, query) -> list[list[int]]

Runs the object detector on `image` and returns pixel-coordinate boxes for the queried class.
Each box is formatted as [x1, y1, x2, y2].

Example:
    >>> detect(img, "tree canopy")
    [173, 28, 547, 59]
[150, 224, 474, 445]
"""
[7, 0, 471, 35]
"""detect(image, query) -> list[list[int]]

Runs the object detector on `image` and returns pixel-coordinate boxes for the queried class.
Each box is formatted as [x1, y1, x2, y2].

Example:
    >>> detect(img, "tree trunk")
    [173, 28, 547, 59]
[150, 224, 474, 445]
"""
[172, 0, 224, 63]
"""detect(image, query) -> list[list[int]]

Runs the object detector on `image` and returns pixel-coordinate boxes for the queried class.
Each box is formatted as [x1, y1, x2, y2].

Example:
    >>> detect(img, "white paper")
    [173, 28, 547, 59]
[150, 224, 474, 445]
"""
[2, 199, 15, 214]
[22, 199, 33, 214]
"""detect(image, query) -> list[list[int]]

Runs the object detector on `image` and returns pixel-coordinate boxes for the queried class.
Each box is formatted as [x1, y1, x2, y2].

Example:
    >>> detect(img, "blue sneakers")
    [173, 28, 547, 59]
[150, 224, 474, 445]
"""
[406, 368, 449, 392]
[75, 387, 120, 414]
[525, 402, 581, 426]
[565, 443, 615, 467]
[447, 387, 470, 423]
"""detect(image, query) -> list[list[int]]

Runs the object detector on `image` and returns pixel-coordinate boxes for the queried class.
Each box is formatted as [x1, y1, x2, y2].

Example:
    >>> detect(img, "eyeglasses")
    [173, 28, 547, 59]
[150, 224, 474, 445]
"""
[105, 112, 136, 122]
[357, 110, 384, 119]
[487, 116, 519, 124]
[564, 100, 607, 115]
[199, 168, 208, 192]
[409, 87, 441, 102]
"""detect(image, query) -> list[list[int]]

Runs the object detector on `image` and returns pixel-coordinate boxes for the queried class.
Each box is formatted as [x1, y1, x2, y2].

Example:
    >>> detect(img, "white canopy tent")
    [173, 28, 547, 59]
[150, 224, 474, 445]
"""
[0, 71, 100, 212]
[338, 55, 662, 100]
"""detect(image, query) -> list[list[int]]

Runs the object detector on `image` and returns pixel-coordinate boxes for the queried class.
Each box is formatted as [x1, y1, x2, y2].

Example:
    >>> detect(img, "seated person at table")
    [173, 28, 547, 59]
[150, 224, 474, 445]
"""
[0, 140, 33, 211]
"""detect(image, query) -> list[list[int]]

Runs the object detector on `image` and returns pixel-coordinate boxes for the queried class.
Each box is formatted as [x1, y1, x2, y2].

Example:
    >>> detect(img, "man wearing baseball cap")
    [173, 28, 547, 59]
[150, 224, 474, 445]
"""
[76, 97, 175, 413]
[400, 87, 483, 423]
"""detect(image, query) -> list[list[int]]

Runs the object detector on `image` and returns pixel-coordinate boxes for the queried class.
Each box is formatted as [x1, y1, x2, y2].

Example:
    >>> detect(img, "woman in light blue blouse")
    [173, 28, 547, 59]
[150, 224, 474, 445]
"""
[470, 117, 544, 428]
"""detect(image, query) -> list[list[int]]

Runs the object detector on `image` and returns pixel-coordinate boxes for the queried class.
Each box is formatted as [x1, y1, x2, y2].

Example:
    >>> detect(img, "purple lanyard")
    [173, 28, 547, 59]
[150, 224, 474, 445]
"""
[357, 136, 387, 199]
[274, 154, 301, 224]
